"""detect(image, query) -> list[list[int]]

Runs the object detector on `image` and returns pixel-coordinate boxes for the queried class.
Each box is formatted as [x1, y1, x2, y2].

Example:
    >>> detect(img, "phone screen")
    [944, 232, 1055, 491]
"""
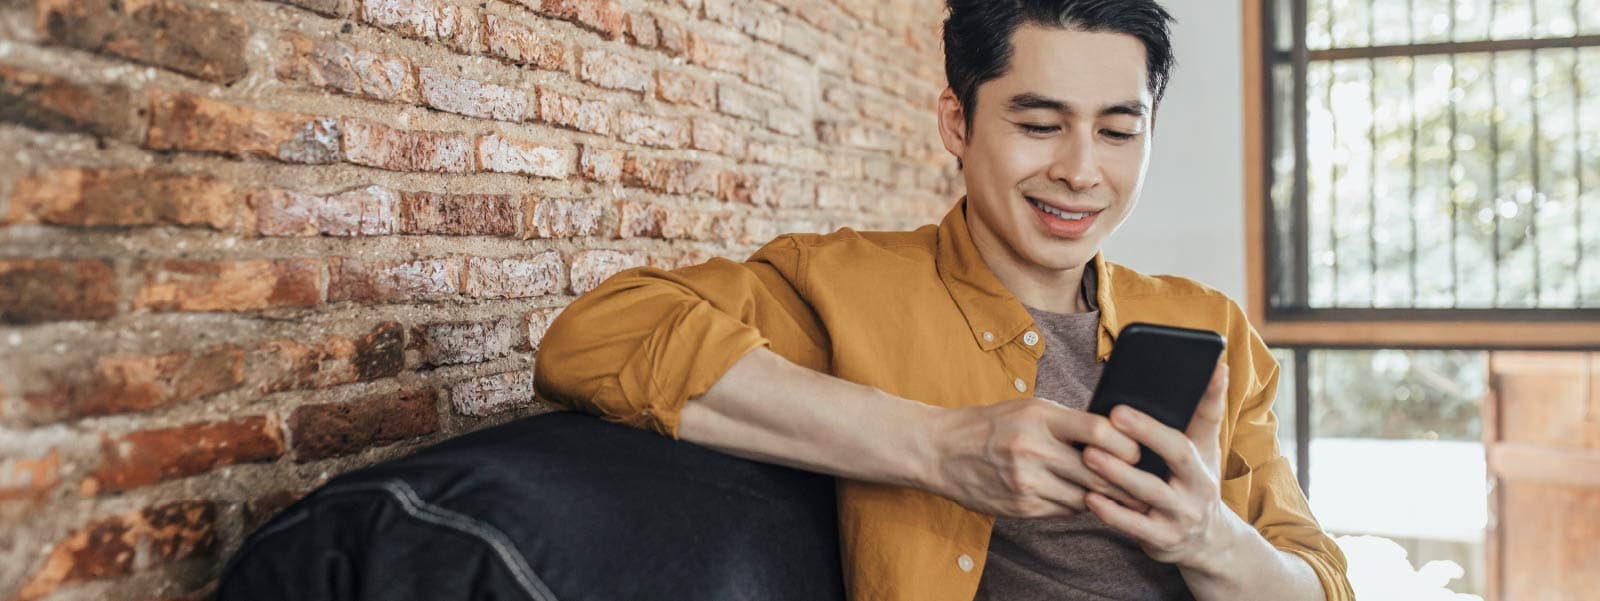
[1076, 322, 1226, 479]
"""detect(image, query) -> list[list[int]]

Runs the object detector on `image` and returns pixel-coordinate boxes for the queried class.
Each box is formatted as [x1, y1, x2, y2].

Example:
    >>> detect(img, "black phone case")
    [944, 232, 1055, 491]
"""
[1073, 322, 1226, 480]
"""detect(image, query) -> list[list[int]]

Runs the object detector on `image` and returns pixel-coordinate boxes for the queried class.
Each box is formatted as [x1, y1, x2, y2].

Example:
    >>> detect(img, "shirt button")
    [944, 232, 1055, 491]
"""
[958, 554, 974, 572]
[1023, 331, 1039, 346]
[1013, 378, 1027, 393]
[982, 331, 994, 342]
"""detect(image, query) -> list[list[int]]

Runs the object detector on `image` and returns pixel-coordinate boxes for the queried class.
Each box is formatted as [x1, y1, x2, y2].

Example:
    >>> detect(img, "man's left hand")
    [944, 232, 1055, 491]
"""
[1080, 362, 1235, 568]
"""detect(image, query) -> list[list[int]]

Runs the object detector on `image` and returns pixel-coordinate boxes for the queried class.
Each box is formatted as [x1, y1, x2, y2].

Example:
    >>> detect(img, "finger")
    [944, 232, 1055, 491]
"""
[1186, 363, 1229, 445]
[1082, 445, 1178, 511]
[1041, 451, 1150, 513]
[1085, 491, 1169, 548]
[1043, 407, 1141, 464]
[1110, 405, 1209, 483]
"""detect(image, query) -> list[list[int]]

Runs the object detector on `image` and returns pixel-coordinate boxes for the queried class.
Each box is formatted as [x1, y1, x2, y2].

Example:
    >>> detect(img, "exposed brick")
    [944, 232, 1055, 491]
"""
[360, 0, 480, 52]
[577, 48, 651, 93]
[328, 258, 460, 302]
[475, 134, 571, 178]
[621, 154, 717, 196]
[568, 249, 645, 295]
[462, 253, 564, 299]
[535, 88, 612, 135]
[0, 449, 60, 503]
[482, 14, 568, 72]
[3, 168, 242, 231]
[577, 145, 623, 182]
[268, 0, 352, 17]
[0, 259, 117, 323]
[255, 322, 406, 392]
[34, 0, 249, 83]
[449, 370, 536, 417]
[654, 69, 715, 109]
[276, 34, 419, 104]
[616, 200, 666, 239]
[243, 489, 306, 532]
[436, 2, 483, 53]
[81, 418, 284, 494]
[146, 91, 341, 164]
[133, 260, 322, 313]
[250, 185, 398, 237]
[290, 389, 439, 462]
[414, 317, 521, 366]
[623, 10, 657, 48]
[744, 47, 815, 103]
[717, 82, 768, 122]
[617, 110, 689, 149]
[751, 175, 815, 209]
[661, 209, 742, 241]
[816, 183, 861, 212]
[418, 67, 528, 122]
[690, 117, 743, 156]
[524, 306, 564, 352]
[340, 119, 474, 173]
[525, 196, 604, 238]
[25, 345, 245, 422]
[687, 31, 745, 75]
[747, 139, 826, 171]
[523, 0, 625, 39]
[655, 14, 688, 56]
[398, 192, 520, 236]
[817, 120, 899, 152]
[14, 501, 217, 600]
[0, 65, 139, 140]
[717, 170, 754, 204]
[766, 105, 811, 137]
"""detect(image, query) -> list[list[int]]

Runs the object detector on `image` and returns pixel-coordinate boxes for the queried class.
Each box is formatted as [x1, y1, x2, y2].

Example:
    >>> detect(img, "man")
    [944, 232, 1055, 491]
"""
[534, 1, 1353, 600]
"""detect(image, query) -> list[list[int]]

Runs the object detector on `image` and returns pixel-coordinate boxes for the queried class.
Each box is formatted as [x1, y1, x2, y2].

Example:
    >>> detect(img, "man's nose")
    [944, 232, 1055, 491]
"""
[1049, 131, 1103, 192]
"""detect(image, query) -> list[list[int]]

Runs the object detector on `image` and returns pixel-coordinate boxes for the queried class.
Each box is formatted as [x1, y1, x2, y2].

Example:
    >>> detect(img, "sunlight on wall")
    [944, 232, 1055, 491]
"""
[1338, 535, 1482, 601]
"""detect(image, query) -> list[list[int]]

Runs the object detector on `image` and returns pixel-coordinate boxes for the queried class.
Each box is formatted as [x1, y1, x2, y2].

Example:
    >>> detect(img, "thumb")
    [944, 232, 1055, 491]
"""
[1186, 362, 1228, 461]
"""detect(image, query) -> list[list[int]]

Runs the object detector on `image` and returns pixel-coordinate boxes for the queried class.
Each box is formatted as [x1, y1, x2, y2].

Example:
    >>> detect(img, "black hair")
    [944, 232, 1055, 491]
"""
[942, 0, 1176, 133]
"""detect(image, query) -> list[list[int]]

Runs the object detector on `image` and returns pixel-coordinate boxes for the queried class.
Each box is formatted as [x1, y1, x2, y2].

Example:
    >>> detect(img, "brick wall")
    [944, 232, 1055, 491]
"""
[0, 0, 960, 597]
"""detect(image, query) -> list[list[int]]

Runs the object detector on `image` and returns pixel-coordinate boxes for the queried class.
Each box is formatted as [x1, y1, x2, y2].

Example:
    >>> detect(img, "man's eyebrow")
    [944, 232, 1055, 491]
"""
[1004, 92, 1148, 118]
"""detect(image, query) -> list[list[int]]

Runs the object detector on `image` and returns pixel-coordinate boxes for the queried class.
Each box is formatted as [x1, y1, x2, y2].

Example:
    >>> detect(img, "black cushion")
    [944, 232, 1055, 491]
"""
[218, 411, 845, 601]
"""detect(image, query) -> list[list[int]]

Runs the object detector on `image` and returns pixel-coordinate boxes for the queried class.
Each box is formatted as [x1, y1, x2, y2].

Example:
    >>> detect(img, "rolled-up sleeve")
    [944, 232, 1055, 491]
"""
[1223, 328, 1355, 601]
[533, 235, 831, 438]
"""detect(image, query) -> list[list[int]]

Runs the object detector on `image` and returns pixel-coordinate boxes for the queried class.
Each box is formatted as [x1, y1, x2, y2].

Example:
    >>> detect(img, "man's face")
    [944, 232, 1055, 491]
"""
[939, 25, 1154, 273]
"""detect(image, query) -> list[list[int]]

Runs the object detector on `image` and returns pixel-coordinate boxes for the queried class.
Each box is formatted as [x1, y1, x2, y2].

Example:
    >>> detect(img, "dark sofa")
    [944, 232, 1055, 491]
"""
[218, 411, 846, 601]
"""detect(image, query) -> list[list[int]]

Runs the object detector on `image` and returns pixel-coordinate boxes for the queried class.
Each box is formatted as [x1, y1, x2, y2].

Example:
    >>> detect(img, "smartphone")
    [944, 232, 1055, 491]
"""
[1073, 322, 1226, 480]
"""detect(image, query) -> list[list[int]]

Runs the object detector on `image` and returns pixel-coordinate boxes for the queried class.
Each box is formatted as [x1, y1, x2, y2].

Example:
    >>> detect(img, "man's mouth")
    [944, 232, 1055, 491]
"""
[1025, 196, 1097, 221]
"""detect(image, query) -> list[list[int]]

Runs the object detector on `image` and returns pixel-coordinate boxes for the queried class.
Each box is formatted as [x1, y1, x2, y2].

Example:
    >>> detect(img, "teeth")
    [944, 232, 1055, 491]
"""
[1028, 197, 1089, 220]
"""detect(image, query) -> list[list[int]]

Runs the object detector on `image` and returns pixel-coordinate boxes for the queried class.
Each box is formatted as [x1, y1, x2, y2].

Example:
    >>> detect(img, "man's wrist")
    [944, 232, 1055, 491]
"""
[1179, 502, 1250, 576]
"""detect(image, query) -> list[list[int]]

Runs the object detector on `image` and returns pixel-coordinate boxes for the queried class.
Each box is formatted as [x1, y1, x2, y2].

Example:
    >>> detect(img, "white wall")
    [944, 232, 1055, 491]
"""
[1102, 0, 1249, 302]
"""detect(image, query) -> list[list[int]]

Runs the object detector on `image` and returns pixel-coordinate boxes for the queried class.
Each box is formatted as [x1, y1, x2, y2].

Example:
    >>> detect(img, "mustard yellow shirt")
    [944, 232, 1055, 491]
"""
[534, 197, 1354, 601]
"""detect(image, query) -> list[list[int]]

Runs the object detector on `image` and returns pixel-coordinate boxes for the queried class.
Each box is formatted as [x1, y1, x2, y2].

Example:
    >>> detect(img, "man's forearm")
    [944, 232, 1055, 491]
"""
[678, 345, 941, 489]
[1179, 509, 1327, 601]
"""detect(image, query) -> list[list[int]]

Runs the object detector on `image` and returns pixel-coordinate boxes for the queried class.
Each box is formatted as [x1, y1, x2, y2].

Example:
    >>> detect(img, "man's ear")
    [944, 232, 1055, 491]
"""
[936, 87, 968, 168]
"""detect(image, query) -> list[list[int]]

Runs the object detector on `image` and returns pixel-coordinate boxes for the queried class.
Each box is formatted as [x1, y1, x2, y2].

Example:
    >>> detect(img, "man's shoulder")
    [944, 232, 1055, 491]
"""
[1103, 260, 1249, 331]
[763, 224, 940, 263]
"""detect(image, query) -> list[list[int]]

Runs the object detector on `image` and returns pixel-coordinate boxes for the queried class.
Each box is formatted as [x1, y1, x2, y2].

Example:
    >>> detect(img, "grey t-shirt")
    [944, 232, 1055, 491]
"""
[973, 270, 1193, 601]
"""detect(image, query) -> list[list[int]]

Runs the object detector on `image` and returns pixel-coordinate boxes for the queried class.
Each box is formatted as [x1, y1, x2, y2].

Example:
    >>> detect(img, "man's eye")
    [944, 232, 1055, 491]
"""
[1102, 130, 1137, 141]
[1019, 123, 1059, 134]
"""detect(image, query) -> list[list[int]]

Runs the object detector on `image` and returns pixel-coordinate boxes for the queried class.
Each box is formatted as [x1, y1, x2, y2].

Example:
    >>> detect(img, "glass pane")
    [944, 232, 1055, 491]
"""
[1271, 63, 1301, 307]
[1307, 349, 1488, 596]
[1586, 0, 1600, 35]
[1490, 0, 1535, 39]
[1452, 53, 1496, 308]
[1534, 0, 1580, 36]
[1414, 0, 1457, 43]
[1330, 0, 1373, 47]
[1270, 347, 1299, 475]
[1452, 0, 1494, 42]
[1373, 0, 1411, 45]
[1333, 60, 1376, 307]
[1534, 48, 1582, 305]
[1307, 62, 1337, 306]
[1308, 0, 1333, 51]
[1372, 57, 1418, 307]
[1581, 47, 1600, 305]
[1492, 50, 1539, 307]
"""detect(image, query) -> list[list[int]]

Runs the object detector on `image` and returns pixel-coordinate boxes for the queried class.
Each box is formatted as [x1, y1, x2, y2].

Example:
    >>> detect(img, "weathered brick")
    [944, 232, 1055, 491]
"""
[568, 249, 645, 295]
[577, 48, 650, 93]
[399, 192, 520, 236]
[577, 145, 623, 182]
[690, 117, 743, 156]
[766, 105, 811, 137]
[716, 82, 768, 122]
[361, 0, 480, 52]
[25, 345, 245, 422]
[624, 10, 657, 47]
[0, 65, 140, 140]
[717, 170, 755, 204]
[747, 139, 826, 171]
[268, 0, 352, 17]
[3, 168, 242, 231]
[13, 501, 217, 600]
[751, 175, 816, 208]
[687, 31, 745, 75]
[462, 253, 564, 299]
[250, 185, 398, 237]
[290, 389, 438, 462]
[418, 67, 528, 122]
[617, 110, 690, 149]
[341, 119, 474, 173]
[522, 0, 625, 39]
[535, 88, 612, 135]
[414, 317, 521, 366]
[654, 14, 688, 55]
[34, 0, 249, 83]
[81, 418, 283, 494]
[524, 306, 564, 352]
[0, 449, 60, 503]
[0, 259, 116, 323]
[255, 322, 406, 392]
[476, 134, 571, 179]
[133, 260, 322, 313]
[525, 196, 604, 238]
[621, 154, 717, 196]
[816, 183, 861, 212]
[436, 2, 483, 53]
[328, 258, 460, 302]
[482, 14, 568, 72]
[146, 91, 341, 164]
[817, 120, 899, 152]
[744, 47, 815, 103]
[654, 69, 715, 109]
[276, 34, 419, 104]
[618, 200, 675, 239]
[449, 370, 536, 417]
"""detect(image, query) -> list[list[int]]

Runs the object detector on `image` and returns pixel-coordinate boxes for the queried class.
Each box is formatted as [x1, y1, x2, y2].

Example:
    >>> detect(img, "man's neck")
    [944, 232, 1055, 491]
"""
[967, 213, 1092, 314]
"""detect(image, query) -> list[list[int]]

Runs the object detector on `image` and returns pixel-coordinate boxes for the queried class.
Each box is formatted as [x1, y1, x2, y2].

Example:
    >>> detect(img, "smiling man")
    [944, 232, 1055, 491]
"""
[534, 1, 1353, 600]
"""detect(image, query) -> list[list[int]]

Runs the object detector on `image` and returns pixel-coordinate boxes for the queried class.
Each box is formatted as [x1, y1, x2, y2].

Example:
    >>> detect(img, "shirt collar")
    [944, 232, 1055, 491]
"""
[934, 196, 1122, 360]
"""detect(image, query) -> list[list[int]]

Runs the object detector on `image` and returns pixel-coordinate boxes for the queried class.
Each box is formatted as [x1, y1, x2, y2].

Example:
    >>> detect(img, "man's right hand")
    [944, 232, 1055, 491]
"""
[921, 398, 1149, 518]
